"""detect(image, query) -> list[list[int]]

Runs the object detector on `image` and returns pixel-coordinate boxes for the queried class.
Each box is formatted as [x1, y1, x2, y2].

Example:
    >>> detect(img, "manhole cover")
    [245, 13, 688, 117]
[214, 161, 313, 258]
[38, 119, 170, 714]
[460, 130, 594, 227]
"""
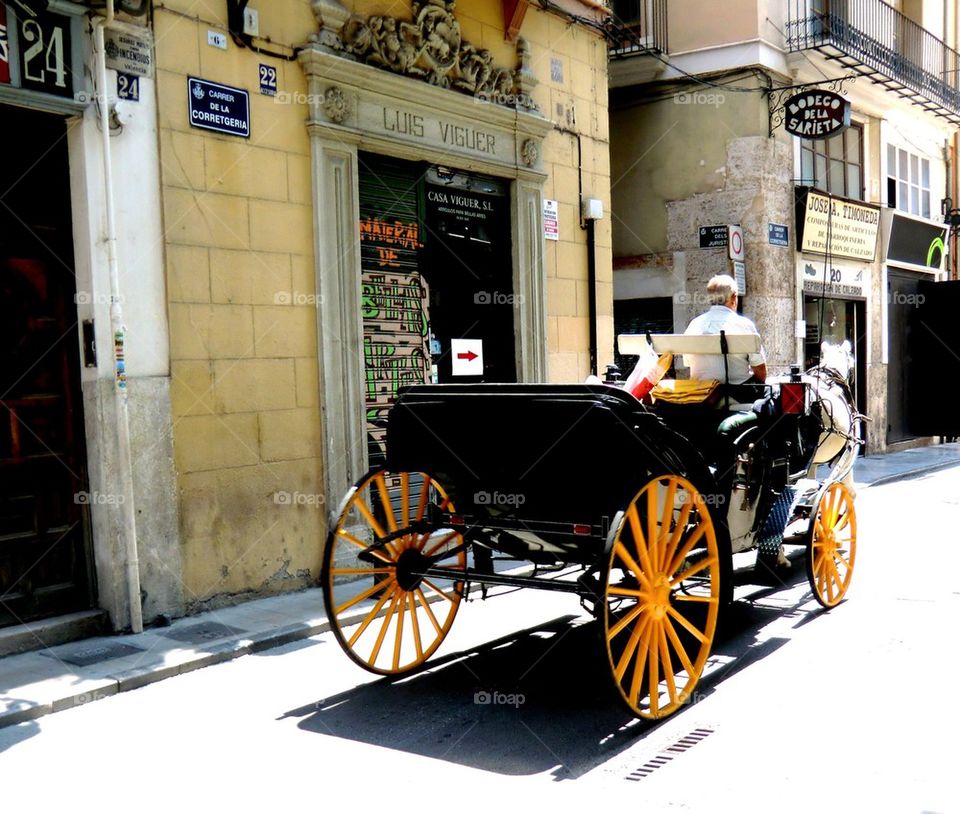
[45, 641, 145, 667]
[161, 622, 249, 644]
[625, 727, 715, 781]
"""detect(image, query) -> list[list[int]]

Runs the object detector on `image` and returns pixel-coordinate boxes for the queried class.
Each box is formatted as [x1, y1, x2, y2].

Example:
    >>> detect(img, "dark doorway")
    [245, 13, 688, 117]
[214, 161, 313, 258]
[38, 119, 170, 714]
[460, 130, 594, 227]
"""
[421, 168, 515, 384]
[908, 278, 960, 437]
[357, 154, 516, 464]
[804, 295, 867, 419]
[887, 268, 926, 444]
[0, 105, 94, 626]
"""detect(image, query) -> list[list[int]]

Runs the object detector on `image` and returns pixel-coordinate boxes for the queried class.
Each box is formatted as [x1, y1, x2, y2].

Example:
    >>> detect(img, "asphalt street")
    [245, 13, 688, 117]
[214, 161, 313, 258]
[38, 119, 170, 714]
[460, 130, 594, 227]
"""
[1, 468, 958, 813]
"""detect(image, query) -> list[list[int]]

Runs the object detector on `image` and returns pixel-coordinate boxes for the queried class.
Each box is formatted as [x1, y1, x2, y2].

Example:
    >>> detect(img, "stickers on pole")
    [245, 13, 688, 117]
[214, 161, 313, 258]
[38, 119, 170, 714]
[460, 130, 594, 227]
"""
[451, 339, 483, 376]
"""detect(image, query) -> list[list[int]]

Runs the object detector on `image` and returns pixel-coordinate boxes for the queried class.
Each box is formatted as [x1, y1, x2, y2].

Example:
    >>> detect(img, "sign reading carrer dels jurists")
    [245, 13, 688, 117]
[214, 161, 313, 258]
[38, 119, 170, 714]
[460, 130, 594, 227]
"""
[784, 90, 851, 139]
[796, 188, 880, 262]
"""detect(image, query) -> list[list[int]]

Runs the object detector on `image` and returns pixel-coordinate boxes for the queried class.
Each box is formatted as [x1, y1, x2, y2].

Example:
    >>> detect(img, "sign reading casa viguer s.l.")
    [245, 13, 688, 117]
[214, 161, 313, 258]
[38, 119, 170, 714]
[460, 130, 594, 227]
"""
[799, 190, 880, 262]
[360, 102, 516, 164]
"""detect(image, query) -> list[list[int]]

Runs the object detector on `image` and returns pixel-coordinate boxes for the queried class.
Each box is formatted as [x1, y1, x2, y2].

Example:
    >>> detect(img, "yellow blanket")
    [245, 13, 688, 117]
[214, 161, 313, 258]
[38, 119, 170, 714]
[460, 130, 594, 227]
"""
[650, 378, 721, 405]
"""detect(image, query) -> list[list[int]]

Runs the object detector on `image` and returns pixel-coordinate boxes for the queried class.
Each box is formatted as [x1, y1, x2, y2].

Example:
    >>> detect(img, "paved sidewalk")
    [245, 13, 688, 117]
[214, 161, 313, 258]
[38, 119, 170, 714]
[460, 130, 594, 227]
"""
[2, 441, 958, 731]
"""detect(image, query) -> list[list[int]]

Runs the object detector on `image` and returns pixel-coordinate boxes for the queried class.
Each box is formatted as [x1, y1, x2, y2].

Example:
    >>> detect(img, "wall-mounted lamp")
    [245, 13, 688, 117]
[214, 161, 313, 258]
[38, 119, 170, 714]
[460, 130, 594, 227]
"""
[581, 197, 604, 222]
[942, 197, 960, 228]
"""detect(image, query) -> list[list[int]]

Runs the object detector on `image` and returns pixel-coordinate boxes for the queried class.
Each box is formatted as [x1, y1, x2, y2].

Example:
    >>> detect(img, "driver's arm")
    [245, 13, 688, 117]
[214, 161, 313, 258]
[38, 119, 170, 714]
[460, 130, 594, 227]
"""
[751, 362, 767, 383]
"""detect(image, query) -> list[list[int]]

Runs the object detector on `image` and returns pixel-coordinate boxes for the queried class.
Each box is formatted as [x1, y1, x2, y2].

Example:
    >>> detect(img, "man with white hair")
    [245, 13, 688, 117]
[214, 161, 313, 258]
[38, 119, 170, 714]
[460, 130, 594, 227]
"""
[683, 274, 767, 386]
[682, 275, 787, 579]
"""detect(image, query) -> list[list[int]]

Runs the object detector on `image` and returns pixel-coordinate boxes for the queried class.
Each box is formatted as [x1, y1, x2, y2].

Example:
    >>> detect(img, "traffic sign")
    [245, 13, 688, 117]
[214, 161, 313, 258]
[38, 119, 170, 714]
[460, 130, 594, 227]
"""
[728, 225, 745, 261]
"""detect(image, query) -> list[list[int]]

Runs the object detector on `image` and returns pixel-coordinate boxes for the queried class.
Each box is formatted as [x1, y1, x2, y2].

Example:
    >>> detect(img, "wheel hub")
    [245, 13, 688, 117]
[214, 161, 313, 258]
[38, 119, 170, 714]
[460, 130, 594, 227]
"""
[650, 575, 671, 620]
[395, 547, 427, 591]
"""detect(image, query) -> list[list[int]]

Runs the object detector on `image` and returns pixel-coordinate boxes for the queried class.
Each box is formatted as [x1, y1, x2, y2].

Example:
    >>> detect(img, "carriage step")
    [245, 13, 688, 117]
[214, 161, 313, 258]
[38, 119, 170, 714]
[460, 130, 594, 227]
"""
[756, 486, 797, 557]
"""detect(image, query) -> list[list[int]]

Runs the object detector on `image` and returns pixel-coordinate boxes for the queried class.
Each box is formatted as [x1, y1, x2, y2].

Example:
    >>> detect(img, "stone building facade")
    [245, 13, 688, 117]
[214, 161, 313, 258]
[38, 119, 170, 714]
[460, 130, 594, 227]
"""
[1, 0, 614, 644]
[157, 0, 612, 618]
[609, 0, 958, 454]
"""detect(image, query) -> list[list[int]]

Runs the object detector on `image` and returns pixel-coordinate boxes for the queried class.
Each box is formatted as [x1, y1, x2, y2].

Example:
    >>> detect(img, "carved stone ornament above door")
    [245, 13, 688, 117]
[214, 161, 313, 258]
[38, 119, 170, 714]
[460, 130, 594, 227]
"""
[310, 0, 539, 112]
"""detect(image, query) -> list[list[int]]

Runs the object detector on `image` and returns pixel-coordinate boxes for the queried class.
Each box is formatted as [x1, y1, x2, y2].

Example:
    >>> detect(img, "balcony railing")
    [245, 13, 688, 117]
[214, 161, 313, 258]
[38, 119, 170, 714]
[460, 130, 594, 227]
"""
[786, 0, 960, 121]
[608, 0, 668, 57]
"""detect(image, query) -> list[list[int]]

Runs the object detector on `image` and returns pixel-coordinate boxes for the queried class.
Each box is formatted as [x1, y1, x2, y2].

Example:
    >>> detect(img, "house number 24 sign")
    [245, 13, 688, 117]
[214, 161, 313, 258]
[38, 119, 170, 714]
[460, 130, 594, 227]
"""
[14, 3, 74, 98]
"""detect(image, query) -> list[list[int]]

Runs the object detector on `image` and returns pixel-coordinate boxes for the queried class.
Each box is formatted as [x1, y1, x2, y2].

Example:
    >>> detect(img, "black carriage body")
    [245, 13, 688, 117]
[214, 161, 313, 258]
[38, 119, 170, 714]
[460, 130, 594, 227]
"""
[386, 384, 720, 560]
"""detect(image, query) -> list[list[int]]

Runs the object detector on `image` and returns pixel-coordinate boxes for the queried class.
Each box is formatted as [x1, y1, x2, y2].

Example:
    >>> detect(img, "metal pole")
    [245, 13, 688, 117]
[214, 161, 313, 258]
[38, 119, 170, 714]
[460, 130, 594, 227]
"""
[95, 2, 143, 633]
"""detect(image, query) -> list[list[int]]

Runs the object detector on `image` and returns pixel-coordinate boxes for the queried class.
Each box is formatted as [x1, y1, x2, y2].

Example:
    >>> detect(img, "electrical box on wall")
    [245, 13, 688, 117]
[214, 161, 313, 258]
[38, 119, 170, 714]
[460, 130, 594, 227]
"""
[243, 7, 259, 37]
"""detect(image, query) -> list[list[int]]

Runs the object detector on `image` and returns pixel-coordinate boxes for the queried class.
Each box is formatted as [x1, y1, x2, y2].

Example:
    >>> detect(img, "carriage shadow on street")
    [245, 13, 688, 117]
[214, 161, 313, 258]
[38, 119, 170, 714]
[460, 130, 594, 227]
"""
[285, 564, 820, 780]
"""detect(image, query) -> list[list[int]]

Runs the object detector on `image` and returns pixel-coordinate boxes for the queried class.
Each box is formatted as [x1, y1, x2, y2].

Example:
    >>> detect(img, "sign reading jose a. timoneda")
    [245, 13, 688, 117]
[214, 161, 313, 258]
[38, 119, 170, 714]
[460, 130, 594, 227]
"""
[796, 188, 880, 262]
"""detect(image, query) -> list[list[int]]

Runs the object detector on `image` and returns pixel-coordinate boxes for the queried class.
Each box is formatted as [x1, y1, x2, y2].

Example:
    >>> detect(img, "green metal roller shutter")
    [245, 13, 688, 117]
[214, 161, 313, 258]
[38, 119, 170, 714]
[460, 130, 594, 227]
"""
[357, 153, 431, 460]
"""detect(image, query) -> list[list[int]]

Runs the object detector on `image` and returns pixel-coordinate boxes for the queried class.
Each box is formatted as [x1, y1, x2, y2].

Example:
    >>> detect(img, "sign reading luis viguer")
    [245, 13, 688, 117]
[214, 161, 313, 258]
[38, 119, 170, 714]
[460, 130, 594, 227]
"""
[362, 102, 516, 166]
[796, 188, 880, 262]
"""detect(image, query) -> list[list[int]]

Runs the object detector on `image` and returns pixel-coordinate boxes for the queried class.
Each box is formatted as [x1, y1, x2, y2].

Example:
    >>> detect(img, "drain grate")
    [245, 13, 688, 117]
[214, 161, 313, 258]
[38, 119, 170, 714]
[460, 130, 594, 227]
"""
[44, 641, 145, 667]
[161, 622, 249, 644]
[625, 727, 715, 781]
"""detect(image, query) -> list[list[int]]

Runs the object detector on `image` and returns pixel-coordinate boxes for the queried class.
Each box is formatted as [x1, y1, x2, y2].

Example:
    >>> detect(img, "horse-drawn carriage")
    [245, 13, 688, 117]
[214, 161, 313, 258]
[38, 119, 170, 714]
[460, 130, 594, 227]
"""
[321, 333, 864, 720]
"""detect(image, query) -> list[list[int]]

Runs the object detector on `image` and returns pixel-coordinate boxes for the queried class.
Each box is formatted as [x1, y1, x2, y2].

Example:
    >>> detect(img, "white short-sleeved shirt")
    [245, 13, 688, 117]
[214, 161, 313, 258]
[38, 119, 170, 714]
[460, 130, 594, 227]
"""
[682, 305, 767, 384]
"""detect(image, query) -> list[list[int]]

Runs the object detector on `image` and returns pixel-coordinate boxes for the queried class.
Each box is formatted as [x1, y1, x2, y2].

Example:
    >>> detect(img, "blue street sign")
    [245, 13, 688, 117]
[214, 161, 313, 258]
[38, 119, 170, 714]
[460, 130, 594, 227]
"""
[768, 223, 789, 246]
[188, 76, 249, 138]
[259, 64, 277, 96]
[117, 72, 140, 101]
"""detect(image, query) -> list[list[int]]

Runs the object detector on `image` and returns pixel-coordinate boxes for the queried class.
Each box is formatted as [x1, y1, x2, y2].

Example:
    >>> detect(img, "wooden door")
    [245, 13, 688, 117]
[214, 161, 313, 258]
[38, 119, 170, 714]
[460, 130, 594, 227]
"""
[1, 105, 94, 626]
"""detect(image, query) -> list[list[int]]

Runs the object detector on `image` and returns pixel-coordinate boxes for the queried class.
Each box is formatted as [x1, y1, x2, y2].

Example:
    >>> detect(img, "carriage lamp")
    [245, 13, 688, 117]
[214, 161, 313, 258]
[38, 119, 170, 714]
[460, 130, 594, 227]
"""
[780, 366, 806, 414]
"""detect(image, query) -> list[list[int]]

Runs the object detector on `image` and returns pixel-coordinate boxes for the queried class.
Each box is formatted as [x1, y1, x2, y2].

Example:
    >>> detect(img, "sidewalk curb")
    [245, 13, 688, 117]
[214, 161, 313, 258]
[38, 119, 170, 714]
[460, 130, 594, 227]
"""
[864, 459, 960, 488]
[0, 615, 342, 730]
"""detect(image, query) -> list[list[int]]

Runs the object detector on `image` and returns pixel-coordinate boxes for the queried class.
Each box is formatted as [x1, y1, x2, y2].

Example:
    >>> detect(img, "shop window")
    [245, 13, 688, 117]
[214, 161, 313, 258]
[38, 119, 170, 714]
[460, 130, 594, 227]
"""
[886, 144, 931, 219]
[799, 123, 864, 201]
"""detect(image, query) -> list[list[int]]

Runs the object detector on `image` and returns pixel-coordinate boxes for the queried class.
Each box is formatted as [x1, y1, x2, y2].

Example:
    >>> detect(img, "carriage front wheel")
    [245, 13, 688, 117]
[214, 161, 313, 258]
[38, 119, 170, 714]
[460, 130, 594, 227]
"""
[601, 474, 721, 720]
[807, 482, 857, 608]
[322, 469, 466, 675]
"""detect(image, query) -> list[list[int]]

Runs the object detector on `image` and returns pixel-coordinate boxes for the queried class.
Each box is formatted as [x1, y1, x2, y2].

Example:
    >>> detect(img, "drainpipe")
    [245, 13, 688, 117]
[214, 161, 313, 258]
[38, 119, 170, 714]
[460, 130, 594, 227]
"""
[94, 0, 143, 633]
[582, 197, 604, 377]
[586, 218, 598, 376]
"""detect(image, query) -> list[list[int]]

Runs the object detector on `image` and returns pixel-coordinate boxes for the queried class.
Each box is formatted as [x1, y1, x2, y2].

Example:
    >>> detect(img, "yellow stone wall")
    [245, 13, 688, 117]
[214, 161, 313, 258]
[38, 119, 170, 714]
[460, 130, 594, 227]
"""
[155, 0, 612, 607]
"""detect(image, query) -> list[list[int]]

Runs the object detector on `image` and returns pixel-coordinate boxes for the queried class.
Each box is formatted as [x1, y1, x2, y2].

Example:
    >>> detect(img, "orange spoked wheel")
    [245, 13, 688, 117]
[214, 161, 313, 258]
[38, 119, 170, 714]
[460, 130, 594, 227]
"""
[601, 474, 721, 720]
[322, 469, 466, 675]
[807, 482, 857, 608]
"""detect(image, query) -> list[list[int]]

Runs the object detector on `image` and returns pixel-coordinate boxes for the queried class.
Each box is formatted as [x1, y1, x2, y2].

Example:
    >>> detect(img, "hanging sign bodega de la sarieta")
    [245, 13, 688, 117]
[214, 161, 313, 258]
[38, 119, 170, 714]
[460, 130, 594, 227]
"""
[784, 90, 850, 139]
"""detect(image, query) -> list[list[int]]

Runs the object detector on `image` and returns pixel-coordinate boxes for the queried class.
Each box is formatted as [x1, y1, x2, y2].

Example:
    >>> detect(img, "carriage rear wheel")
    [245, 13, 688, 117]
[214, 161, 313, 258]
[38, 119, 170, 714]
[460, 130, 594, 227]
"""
[601, 474, 721, 720]
[322, 469, 466, 675]
[807, 482, 857, 608]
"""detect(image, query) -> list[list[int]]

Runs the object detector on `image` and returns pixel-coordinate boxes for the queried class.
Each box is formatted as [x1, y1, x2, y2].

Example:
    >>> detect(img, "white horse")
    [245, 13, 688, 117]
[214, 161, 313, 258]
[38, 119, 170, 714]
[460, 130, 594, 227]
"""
[803, 340, 862, 493]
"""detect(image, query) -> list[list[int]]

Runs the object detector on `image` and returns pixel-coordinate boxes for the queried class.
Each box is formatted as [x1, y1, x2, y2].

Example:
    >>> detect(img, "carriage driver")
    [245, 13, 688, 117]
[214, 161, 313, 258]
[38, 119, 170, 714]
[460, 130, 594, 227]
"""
[682, 275, 770, 506]
[682, 274, 767, 387]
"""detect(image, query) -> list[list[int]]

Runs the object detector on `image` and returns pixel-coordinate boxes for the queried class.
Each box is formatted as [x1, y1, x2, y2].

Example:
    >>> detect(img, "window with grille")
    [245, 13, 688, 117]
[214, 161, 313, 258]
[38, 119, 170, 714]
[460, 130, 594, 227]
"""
[886, 145, 931, 219]
[799, 123, 864, 201]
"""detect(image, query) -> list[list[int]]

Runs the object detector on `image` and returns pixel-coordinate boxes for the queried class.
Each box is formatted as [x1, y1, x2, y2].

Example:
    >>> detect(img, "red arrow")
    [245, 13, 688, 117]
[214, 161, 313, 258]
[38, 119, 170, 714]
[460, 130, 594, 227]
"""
[457, 350, 478, 362]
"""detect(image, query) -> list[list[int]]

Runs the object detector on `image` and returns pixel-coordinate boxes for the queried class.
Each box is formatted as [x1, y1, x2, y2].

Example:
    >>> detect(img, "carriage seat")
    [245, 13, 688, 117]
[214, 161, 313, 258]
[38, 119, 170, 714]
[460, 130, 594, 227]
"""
[618, 332, 767, 411]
